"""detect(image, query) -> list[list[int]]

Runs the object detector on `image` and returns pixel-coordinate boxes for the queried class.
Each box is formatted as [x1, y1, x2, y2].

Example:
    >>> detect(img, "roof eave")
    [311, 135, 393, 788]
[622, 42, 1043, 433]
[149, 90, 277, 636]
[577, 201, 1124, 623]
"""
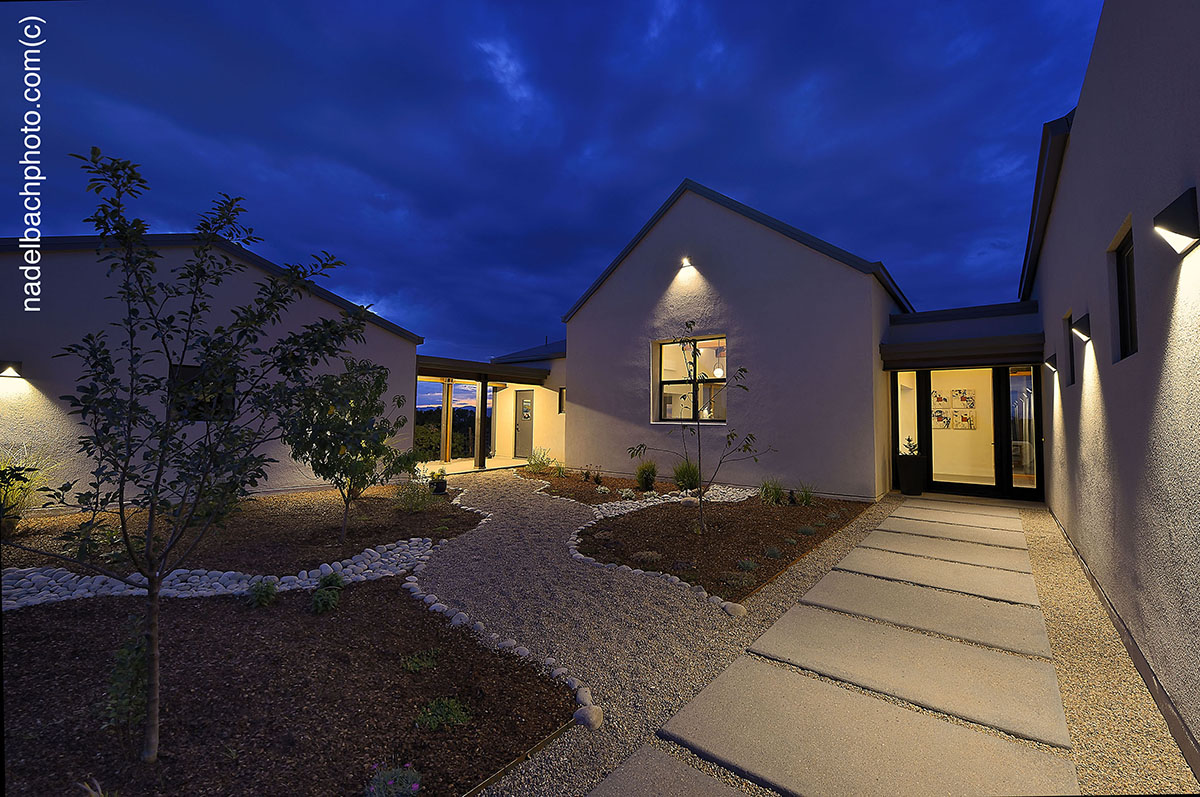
[1018, 110, 1075, 301]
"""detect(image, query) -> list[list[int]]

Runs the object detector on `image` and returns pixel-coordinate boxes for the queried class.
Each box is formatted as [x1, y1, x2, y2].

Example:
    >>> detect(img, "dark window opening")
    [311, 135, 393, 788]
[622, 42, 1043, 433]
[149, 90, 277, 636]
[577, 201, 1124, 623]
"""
[1062, 315, 1077, 386]
[1115, 232, 1138, 360]
[558, 387, 566, 414]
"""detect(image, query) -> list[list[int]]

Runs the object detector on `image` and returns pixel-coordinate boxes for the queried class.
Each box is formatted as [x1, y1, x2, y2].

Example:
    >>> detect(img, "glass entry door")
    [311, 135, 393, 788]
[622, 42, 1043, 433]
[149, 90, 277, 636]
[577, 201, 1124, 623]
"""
[893, 365, 1043, 499]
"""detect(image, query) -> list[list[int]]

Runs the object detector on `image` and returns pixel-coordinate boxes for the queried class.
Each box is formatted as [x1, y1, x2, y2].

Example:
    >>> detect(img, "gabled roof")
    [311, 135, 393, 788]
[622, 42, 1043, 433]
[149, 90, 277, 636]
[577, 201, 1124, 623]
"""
[492, 338, 566, 364]
[1018, 110, 1075, 301]
[561, 179, 914, 322]
[0, 233, 423, 344]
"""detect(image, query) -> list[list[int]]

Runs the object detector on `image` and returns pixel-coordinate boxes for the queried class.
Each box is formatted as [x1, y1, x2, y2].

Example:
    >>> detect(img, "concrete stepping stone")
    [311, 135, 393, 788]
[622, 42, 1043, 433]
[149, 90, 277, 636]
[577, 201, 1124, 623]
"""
[890, 506, 1025, 531]
[749, 605, 1071, 747]
[877, 516, 1027, 549]
[660, 656, 1080, 796]
[862, 530, 1033, 573]
[835, 547, 1041, 606]
[901, 498, 1021, 518]
[800, 571, 1053, 657]
[589, 745, 742, 797]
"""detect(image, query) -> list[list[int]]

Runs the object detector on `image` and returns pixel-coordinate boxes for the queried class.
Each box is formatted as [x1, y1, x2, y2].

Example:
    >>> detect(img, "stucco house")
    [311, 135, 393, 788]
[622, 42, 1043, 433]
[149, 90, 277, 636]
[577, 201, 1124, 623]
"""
[1, 0, 1195, 771]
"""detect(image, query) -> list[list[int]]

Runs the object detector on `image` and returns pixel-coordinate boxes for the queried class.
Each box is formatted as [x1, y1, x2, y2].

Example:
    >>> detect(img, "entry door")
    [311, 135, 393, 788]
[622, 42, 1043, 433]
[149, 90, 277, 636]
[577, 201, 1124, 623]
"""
[893, 366, 1043, 499]
[514, 390, 534, 458]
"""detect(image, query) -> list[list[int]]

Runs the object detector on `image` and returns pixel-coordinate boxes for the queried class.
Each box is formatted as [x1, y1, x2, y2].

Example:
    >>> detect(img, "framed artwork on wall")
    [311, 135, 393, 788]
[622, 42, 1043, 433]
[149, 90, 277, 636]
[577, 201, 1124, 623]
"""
[952, 410, 977, 430]
[931, 390, 949, 407]
[932, 408, 951, 428]
[952, 389, 976, 409]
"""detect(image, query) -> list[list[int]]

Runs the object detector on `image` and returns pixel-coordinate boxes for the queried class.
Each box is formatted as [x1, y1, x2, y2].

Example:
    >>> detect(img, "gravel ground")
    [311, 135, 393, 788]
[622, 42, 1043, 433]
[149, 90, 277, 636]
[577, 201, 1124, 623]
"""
[1022, 507, 1199, 794]
[416, 471, 900, 796]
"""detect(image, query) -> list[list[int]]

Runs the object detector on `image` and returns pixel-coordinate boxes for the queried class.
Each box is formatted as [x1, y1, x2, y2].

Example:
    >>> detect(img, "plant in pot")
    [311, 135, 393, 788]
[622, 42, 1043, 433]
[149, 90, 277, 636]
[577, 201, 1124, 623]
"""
[429, 468, 448, 495]
[897, 437, 925, 496]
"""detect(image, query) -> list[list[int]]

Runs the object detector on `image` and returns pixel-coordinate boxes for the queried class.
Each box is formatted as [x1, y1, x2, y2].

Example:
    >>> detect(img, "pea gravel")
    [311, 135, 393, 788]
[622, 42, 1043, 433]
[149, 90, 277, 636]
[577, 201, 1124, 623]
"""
[1022, 506, 1199, 794]
[416, 471, 900, 796]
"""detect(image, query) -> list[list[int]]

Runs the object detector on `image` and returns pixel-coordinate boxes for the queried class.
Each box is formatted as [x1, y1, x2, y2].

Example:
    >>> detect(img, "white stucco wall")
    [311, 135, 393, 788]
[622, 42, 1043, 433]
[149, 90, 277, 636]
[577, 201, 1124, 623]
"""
[0, 244, 418, 499]
[1031, 0, 1200, 741]
[566, 190, 897, 500]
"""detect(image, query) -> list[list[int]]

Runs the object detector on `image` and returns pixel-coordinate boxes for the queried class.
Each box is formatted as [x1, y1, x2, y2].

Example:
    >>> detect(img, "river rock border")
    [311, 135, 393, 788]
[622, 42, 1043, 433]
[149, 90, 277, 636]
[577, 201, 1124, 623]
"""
[1, 496, 499, 612]
[558, 480, 757, 618]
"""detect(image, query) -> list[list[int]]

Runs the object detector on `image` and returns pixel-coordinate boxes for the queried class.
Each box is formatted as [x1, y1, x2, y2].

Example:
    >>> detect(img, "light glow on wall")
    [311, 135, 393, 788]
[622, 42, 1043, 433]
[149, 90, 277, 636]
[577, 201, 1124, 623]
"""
[1070, 313, 1092, 342]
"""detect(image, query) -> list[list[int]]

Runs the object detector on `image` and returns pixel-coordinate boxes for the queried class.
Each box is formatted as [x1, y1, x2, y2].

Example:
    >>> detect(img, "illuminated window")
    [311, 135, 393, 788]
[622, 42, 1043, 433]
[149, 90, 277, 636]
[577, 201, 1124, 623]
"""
[1114, 232, 1138, 360]
[657, 336, 726, 422]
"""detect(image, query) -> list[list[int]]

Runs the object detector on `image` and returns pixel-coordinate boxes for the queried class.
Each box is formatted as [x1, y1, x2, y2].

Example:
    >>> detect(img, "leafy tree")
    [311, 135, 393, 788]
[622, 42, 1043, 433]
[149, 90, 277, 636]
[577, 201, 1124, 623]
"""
[0, 148, 370, 763]
[279, 357, 416, 541]
[629, 321, 774, 532]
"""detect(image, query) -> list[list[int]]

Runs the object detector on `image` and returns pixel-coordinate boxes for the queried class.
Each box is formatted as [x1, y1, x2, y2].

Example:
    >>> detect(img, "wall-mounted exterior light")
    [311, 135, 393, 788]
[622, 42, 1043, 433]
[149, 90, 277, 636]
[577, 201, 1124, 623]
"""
[1154, 187, 1199, 255]
[1070, 314, 1091, 342]
[1043, 354, 1057, 372]
[0, 361, 22, 378]
[680, 257, 693, 269]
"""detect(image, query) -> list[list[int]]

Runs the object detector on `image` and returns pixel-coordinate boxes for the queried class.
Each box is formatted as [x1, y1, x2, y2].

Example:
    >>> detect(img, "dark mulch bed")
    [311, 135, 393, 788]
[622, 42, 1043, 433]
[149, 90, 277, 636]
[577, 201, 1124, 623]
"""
[2, 577, 574, 796]
[517, 469, 675, 505]
[1, 486, 480, 576]
[576, 496, 868, 601]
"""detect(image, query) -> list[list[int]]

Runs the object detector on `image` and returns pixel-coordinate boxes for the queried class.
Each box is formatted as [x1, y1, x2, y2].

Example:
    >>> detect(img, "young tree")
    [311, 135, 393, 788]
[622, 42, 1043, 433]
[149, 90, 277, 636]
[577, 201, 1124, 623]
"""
[628, 321, 773, 532]
[279, 357, 416, 542]
[1, 149, 370, 763]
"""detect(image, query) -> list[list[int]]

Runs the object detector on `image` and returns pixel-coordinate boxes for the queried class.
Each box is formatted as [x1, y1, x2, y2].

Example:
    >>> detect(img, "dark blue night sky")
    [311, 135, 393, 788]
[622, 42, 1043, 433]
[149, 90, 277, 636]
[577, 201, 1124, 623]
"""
[10, 0, 1103, 360]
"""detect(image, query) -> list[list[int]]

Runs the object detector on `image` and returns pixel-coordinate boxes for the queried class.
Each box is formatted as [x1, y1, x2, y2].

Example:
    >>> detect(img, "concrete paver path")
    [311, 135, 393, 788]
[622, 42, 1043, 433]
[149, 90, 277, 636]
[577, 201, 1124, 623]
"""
[646, 495, 1081, 795]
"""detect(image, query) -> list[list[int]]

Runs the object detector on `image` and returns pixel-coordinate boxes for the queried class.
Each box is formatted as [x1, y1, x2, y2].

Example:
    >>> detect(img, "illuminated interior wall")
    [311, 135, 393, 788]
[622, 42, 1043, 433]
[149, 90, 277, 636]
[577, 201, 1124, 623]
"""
[1031, 0, 1200, 743]
[930, 368, 995, 485]
[565, 189, 899, 499]
[896, 371, 918, 450]
[0, 245, 418, 498]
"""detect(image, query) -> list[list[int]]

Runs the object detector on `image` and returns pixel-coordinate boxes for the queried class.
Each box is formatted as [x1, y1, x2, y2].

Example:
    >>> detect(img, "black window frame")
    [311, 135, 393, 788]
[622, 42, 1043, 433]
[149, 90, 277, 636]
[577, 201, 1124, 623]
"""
[1114, 232, 1138, 360]
[557, 387, 566, 414]
[1062, 314, 1077, 386]
[657, 336, 727, 423]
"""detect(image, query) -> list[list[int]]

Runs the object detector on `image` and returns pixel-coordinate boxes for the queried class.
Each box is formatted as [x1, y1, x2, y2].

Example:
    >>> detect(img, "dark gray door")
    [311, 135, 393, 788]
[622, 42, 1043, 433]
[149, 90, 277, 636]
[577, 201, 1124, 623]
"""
[514, 390, 534, 458]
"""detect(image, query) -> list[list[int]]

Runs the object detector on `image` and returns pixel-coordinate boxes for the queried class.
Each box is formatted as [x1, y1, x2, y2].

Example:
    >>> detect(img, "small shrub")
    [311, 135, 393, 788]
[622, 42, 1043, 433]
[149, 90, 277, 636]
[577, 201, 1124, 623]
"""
[736, 558, 759, 572]
[673, 459, 701, 491]
[593, 471, 602, 485]
[526, 447, 553, 475]
[76, 778, 118, 797]
[634, 460, 658, 491]
[553, 463, 567, 478]
[630, 550, 662, 566]
[102, 615, 147, 742]
[783, 537, 798, 545]
[312, 587, 340, 614]
[581, 468, 591, 481]
[415, 696, 471, 730]
[318, 572, 345, 590]
[827, 509, 840, 519]
[364, 762, 422, 796]
[797, 525, 818, 536]
[618, 488, 636, 500]
[643, 490, 658, 498]
[246, 580, 278, 608]
[764, 546, 784, 559]
[759, 478, 785, 506]
[402, 648, 440, 673]
[596, 485, 611, 495]
[395, 481, 436, 513]
[719, 570, 755, 588]
[797, 482, 816, 506]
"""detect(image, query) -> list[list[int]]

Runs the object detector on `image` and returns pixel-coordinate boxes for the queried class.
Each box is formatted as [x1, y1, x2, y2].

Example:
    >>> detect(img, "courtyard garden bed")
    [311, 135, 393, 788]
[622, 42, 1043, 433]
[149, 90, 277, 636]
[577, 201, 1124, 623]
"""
[2, 576, 574, 796]
[0, 485, 480, 577]
[517, 469, 675, 505]
[575, 496, 868, 601]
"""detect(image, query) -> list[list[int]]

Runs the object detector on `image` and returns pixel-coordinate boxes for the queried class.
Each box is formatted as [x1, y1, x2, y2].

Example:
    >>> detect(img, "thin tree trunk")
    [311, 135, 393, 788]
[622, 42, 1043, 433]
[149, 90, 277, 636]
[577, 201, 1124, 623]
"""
[141, 578, 161, 763]
[339, 500, 350, 544]
[696, 418, 705, 533]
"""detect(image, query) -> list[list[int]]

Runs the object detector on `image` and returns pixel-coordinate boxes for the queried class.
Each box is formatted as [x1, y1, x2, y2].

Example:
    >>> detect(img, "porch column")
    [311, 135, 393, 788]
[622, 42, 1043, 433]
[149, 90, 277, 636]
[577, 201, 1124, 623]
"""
[440, 379, 452, 462]
[474, 378, 487, 469]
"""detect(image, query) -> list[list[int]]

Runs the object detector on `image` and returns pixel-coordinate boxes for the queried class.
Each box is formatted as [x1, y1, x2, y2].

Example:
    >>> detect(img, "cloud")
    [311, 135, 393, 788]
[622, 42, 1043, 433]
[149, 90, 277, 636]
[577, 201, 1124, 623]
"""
[475, 39, 534, 105]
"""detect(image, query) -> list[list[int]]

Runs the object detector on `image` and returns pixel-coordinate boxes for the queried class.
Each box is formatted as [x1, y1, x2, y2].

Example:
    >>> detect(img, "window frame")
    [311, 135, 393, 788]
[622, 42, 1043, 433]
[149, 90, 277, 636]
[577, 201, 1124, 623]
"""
[557, 387, 566, 414]
[1114, 231, 1138, 360]
[656, 336, 727, 423]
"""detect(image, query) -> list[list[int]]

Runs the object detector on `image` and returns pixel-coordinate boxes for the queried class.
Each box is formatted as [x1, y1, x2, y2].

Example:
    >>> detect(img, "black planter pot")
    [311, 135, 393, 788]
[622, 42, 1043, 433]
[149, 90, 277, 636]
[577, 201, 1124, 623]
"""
[897, 455, 926, 496]
[430, 478, 447, 495]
